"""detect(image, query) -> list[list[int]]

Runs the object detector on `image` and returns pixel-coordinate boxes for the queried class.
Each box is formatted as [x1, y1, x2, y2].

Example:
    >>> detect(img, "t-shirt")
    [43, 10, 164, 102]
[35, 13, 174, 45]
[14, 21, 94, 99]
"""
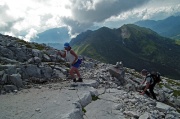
[65, 50, 77, 64]
[145, 74, 154, 85]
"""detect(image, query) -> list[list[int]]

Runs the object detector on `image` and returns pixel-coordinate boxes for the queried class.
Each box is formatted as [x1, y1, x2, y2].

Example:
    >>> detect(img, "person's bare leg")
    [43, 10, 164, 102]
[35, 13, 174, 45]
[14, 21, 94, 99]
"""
[73, 68, 83, 82]
[69, 67, 76, 82]
[74, 68, 81, 78]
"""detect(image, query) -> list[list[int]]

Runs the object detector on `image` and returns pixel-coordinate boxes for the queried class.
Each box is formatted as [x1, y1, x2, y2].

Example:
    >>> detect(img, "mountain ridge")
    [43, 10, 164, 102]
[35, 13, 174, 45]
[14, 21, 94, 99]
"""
[70, 24, 180, 80]
[134, 16, 180, 39]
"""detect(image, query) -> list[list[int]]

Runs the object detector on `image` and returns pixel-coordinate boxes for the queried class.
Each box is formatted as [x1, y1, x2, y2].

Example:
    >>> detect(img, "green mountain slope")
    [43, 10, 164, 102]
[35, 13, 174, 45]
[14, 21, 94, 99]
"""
[70, 24, 180, 80]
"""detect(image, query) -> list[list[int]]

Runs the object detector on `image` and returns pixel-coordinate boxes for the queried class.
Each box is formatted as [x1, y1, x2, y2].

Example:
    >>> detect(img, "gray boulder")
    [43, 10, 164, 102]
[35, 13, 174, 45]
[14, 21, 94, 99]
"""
[0, 57, 19, 64]
[108, 66, 125, 85]
[0, 46, 14, 59]
[24, 65, 42, 78]
[174, 98, 180, 107]
[43, 54, 51, 62]
[77, 92, 92, 107]
[4, 65, 17, 75]
[3, 85, 18, 93]
[82, 61, 95, 69]
[139, 112, 151, 119]
[1, 73, 8, 84]
[14, 48, 27, 62]
[158, 90, 166, 102]
[9, 73, 24, 89]
[32, 49, 42, 58]
[156, 102, 176, 112]
[0, 70, 4, 78]
[34, 57, 41, 64]
[40, 66, 53, 79]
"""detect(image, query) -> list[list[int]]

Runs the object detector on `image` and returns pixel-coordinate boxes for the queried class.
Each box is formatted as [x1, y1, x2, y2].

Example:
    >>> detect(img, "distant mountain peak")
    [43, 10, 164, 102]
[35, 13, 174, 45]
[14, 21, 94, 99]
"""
[31, 27, 70, 44]
[120, 25, 131, 39]
[134, 15, 180, 39]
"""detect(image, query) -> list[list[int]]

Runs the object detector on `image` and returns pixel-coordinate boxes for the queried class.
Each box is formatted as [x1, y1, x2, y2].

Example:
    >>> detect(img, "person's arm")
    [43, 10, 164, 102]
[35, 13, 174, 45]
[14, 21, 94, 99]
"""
[57, 50, 66, 58]
[141, 79, 145, 84]
[70, 50, 78, 65]
[140, 82, 150, 94]
[140, 76, 151, 94]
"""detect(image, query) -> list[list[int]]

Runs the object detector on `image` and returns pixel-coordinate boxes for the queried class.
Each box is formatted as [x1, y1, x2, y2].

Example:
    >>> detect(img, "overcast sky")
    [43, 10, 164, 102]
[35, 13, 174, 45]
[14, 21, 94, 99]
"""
[0, 0, 180, 41]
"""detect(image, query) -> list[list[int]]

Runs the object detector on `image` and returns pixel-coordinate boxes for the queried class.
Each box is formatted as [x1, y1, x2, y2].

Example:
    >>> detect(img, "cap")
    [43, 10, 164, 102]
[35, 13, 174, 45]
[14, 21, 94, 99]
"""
[64, 42, 70, 48]
[141, 69, 147, 73]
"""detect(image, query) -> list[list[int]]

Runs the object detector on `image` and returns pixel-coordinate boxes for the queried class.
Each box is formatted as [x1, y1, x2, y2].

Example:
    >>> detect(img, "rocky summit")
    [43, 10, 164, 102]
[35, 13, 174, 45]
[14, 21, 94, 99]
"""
[0, 34, 180, 119]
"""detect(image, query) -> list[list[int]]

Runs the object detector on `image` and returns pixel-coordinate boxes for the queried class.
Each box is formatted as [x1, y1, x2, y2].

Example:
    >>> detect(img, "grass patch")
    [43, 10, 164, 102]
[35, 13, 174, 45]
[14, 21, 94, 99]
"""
[92, 95, 100, 101]
[133, 73, 142, 79]
[25, 44, 32, 48]
[125, 68, 143, 79]
[173, 90, 180, 97]
[175, 39, 180, 45]
[82, 107, 86, 113]
[34, 44, 46, 50]
[16, 40, 32, 48]
[163, 85, 180, 97]
[157, 83, 163, 88]
[161, 79, 180, 97]
[17, 40, 46, 50]
[166, 79, 180, 86]
[16, 39, 28, 44]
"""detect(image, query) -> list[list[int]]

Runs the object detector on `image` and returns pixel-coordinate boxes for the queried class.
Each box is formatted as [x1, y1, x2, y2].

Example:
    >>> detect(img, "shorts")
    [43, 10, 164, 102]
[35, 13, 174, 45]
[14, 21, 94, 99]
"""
[72, 59, 82, 68]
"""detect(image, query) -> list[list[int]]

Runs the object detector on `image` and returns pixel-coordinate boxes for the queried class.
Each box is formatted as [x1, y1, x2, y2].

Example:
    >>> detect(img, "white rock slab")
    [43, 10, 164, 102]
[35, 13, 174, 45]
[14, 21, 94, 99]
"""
[156, 102, 176, 112]
[0, 82, 98, 119]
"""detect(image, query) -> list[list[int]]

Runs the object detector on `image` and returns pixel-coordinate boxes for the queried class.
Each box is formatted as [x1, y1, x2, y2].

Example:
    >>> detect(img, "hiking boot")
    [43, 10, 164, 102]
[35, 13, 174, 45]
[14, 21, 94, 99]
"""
[73, 78, 76, 82]
[77, 78, 83, 82]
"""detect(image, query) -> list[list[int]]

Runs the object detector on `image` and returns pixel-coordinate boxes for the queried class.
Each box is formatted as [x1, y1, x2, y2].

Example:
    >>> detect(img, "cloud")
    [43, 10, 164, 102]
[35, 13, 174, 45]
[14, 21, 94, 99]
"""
[61, 17, 93, 37]
[61, 0, 151, 35]
[0, 0, 71, 38]
[138, 0, 180, 20]
[70, 0, 150, 23]
[99, 0, 180, 28]
[0, 4, 14, 31]
[0, 0, 180, 42]
[24, 28, 38, 42]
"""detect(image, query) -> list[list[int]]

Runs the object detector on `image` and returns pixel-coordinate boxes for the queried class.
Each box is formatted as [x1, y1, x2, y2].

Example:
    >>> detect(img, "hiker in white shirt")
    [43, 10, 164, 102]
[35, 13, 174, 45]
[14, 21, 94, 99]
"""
[58, 42, 83, 82]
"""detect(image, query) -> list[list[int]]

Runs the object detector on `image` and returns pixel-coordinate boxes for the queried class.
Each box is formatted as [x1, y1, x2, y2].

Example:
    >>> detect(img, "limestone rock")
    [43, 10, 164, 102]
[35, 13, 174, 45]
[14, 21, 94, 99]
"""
[108, 66, 125, 85]
[9, 73, 24, 88]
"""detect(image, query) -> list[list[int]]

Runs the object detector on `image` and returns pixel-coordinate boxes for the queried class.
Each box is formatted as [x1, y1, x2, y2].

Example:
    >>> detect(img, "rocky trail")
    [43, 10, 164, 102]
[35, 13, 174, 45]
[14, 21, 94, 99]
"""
[0, 34, 180, 119]
[1, 62, 180, 119]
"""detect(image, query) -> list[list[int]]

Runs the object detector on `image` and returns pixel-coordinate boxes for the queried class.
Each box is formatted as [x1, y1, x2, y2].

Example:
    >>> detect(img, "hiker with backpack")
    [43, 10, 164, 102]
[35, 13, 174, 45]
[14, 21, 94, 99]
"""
[57, 42, 83, 82]
[139, 69, 161, 100]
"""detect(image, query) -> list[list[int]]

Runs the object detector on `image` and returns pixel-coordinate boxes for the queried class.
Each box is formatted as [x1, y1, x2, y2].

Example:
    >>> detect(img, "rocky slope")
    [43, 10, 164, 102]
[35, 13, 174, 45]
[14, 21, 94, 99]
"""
[0, 34, 180, 119]
[0, 33, 68, 90]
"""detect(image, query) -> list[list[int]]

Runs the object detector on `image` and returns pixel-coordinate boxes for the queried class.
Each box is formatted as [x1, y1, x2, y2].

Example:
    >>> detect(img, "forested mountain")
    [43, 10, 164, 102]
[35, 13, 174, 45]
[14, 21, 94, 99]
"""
[70, 24, 180, 80]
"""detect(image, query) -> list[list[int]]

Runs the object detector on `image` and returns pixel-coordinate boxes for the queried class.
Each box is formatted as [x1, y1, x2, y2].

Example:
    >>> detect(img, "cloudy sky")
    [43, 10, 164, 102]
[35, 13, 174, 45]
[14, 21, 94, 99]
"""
[0, 0, 180, 41]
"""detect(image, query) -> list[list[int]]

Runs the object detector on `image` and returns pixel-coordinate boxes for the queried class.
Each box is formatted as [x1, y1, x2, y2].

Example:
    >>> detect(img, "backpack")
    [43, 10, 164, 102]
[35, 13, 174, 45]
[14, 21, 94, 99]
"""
[150, 71, 161, 83]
